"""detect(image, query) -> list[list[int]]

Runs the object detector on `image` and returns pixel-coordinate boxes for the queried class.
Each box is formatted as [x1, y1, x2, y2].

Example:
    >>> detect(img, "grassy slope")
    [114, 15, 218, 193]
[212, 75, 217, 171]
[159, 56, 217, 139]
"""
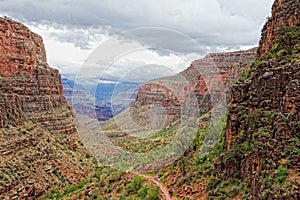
[42, 106, 227, 199]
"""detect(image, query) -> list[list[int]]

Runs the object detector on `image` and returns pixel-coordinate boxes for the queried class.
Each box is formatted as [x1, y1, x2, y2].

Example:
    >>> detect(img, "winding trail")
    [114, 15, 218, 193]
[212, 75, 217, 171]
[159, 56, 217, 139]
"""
[134, 172, 174, 200]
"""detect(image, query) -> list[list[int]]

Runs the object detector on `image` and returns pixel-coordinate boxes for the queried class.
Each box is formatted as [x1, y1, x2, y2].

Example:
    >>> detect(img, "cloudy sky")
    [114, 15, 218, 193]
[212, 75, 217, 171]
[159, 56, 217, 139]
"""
[0, 0, 274, 83]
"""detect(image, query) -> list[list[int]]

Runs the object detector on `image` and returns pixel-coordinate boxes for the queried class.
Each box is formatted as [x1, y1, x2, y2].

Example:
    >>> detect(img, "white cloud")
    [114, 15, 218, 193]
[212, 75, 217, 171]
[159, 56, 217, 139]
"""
[73, 33, 198, 85]
[0, 0, 274, 82]
[1, 0, 273, 46]
[27, 23, 109, 76]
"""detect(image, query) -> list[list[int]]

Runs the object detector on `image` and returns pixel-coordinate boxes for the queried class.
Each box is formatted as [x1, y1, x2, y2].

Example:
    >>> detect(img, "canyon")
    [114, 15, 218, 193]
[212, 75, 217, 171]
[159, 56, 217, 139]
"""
[100, 0, 300, 199]
[0, 0, 299, 199]
[134, 48, 257, 117]
[62, 78, 139, 121]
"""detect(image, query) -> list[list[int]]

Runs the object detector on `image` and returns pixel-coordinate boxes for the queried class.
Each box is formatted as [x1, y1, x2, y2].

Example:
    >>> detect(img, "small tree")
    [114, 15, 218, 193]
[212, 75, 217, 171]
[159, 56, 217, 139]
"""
[276, 26, 300, 54]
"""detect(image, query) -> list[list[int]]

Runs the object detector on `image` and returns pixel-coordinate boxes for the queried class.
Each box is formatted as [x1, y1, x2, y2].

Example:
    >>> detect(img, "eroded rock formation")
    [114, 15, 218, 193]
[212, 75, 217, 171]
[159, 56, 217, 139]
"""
[0, 17, 95, 199]
[134, 48, 257, 121]
[0, 17, 76, 135]
[257, 0, 300, 58]
[0, 17, 47, 76]
[216, 0, 300, 199]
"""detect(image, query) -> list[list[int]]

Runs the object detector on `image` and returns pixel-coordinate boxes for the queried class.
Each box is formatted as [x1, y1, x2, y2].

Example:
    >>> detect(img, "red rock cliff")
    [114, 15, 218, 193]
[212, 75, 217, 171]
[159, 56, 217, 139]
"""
[257, 0, 300, 58]
[0, 18, 95, 199]
[134, 48, 257, 120]
[0, 17, 76, 135]
[0, 18, 47, 76]
[215, 0, 300, 199]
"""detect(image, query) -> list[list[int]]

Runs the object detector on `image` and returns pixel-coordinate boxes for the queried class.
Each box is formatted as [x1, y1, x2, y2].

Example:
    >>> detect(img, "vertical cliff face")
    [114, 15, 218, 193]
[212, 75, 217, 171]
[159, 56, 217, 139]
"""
[215, 0, 300, 199]
[0, 18, 47, 76]
[0, 18, 94, 199]
[217, 62, 300, 199]
[0, 17, 76, 135]
[257, 0, 300, 58]
[134, 48, 257, 121]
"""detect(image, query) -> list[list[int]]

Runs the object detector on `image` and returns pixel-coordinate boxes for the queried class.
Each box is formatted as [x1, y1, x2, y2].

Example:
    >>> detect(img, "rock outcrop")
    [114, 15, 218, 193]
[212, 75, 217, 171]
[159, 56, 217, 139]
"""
[134, 48, 257, 122]
[216, 62, 300, 199]
[0, 17, 95, 199]
[215, 0, 300, 199]
[0, 18, 47, 76]
[257, 0, 300, 58]
[0, 17, 76, 135]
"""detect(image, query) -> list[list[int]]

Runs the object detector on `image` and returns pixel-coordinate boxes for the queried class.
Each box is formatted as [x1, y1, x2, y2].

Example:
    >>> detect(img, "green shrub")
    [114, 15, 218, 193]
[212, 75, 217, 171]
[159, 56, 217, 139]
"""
[145, 186, 160, 200]
[126, 176, 145, 194]
[276, 26, 300, 54]
[275, 165, 289, 184]
[64, 184, 77, 194]
[43, 189, 61, 199]
[238, 109, 247, 116]
[266, 111, 275, 121]
[253, 127, 271, 140]
[138, 186, 148, 198]
[239, 66, 257, 82]
[292, 147, 300, 155]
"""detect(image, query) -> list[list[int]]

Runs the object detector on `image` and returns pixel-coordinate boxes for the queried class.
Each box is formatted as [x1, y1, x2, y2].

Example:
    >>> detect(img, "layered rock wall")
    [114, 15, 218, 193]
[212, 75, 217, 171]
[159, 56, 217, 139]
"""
[0, 17, 76, 135]
[217, 61, 300, 199]
[0, 17, 47, 76]
[134, 48, 257, 118]
[257, 0, 300, 58]
[216, 0, 300, 198]
[0, 17, 94, 199]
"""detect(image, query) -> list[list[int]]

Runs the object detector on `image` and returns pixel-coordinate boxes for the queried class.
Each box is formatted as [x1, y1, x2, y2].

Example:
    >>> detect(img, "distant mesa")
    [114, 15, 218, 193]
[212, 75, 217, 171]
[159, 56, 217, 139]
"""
[132, 48, 257, 125]
[62, 77, 139, 121]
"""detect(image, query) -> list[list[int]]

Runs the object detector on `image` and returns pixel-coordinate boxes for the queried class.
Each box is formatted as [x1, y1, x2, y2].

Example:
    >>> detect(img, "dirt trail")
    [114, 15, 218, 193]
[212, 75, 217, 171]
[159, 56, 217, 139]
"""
[134, 173, 174, 200]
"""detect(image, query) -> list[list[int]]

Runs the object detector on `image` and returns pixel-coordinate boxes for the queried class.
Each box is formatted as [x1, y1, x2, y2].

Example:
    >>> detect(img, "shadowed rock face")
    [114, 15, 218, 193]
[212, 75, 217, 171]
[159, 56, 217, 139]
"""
[216, 0, 300, 199]
[257, 0, 300, 58]
[134, 48, 257, 121]
[0, 17, 76, 135]
[217, 63, 300, 199]
[0, 18, 95, 199]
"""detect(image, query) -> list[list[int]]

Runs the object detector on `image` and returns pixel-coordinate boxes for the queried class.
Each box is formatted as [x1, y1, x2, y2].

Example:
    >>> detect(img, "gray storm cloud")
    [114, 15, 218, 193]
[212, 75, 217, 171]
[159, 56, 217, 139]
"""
[0, 0, 273, 49]
[0, 0, 273, 81]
